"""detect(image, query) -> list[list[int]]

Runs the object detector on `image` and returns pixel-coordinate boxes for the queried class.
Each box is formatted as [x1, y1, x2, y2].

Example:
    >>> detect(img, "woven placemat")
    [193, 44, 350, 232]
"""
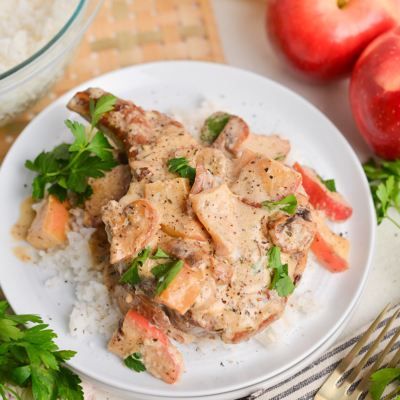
[0, 0, 225, 164]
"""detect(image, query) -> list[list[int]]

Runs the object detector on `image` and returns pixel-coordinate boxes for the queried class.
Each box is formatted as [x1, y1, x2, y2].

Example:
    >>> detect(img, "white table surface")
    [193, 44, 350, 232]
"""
[4, 1, 400, 399]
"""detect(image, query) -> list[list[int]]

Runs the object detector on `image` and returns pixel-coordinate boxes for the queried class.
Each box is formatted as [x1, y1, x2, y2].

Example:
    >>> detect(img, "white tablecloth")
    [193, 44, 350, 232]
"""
[5, 1, 400, 399]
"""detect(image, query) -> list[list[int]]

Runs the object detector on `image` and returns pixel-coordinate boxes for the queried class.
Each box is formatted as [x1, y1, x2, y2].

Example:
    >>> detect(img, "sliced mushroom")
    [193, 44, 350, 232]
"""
[187, 164, 214, 215]
[212, 115, 250, 156]
[266, 210, 317, 254]
[102, 199, 161, 264]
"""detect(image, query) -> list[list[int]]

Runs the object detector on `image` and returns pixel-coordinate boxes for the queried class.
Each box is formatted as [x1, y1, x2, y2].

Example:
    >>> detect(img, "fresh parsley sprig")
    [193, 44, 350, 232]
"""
[368, 367, 400, 400]
[150, 247, 171, 260]
[0, 301, 83, 400]
[119, 247, 150, 286]
[25, 95, 118, 204]
[151, 260, 183, 295]
[318, 175, 336, 192]
[124, 353, 146, 373]
[267, 246, 295, 297]
[363, 158, 400, 228]
[200, 113, 231, 142]
[167, 157, 196, 186]
[262, 195, 297, 214]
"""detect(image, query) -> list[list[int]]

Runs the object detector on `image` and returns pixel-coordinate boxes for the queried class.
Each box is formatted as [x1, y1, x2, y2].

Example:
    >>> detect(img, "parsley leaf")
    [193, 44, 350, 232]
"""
[0, 301, 83, 400]
[151, 260, 183, 295]
[25, 95, 119, 205]
[86, 131, 115, 161]
[48, 183, 68, 204]
[53, 144, 70, 161]
[363, 158, 400, 229]
[318, 175, 336, 192]
[66, 120, 86, 152]
[56, 366, 85, 400]
[124, 353, 146, 373]
[275, 155, 285, 161]
[262, 194, 298, 214]
[369, 368, 400, 400]
[200, 113, 231, 142]
[119, 247, 150, 286]
[167, 157, 196, 186]
[251, 255, 268, 273]
[150, 248, 171, 260]
[89, 95, 117, 127]
[0, 319, 24, 342]
[267, 246, 295, 297]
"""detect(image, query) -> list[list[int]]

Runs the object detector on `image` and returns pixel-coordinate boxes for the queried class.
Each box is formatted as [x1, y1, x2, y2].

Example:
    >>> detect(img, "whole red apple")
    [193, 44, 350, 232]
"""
[350, 26, 400, 160]
[266, 0, 399, 83]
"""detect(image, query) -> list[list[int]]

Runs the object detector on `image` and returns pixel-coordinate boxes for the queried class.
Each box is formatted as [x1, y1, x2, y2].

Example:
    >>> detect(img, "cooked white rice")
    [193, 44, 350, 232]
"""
[36, 208, 121, 338]
[34, 99, 325, 349]
[0, 0, 79, 74]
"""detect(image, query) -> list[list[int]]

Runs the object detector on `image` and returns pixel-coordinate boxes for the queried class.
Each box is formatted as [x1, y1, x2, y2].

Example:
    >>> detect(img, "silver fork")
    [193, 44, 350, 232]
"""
[315, 303, 400, 400]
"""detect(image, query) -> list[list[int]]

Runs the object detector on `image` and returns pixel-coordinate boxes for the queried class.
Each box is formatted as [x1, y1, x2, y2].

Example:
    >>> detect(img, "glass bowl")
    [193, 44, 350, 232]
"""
[0, 0, 103, 127]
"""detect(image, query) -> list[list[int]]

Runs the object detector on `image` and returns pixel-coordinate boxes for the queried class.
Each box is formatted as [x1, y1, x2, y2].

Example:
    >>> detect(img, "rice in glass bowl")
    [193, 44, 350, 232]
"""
[0, 0, 103, 127]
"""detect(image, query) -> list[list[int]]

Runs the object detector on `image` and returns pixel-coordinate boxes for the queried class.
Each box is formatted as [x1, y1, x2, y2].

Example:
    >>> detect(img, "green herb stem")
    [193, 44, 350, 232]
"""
[0, 385, 7, 400]
[386, 216, 400, 230]
[0, 384, 23, 400]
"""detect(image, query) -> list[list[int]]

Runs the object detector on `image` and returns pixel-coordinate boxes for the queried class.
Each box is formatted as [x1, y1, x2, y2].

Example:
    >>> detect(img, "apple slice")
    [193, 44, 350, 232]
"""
[156, 265, 203, 315]
[27, 195, 69, 250]
[293, 163, 352, 222]
[108, 309, 185, 384]
[310, 210, 350, 273]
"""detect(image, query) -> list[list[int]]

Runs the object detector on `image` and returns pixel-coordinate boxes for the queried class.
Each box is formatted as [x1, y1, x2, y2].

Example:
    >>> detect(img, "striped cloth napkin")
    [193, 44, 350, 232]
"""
[240, 305, 400, 400]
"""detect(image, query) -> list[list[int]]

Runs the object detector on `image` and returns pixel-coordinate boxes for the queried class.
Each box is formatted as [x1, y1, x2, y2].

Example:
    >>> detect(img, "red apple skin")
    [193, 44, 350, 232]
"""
[350, 27, 400, 160]
[293, 163, 353, 222]
[311, 231, 350, 273]
[266, 0, 399, 83]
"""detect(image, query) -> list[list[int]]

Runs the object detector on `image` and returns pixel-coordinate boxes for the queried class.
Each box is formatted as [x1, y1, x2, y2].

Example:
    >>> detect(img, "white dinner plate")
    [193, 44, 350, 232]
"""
[0, 61, 376, 399]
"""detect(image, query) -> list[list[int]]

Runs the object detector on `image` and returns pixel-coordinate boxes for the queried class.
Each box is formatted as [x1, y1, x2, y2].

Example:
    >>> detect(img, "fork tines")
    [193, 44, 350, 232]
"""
[315, 303, 400, 400]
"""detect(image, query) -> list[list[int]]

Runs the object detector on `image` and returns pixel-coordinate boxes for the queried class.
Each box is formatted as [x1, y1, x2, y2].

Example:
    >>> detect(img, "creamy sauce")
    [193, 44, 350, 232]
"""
[69, 88, 316, 347]
[12, 246, 35, 263]
[89, 228, 110, 270]
[10, 196, 37, 241]
[107, 121, 312, 342]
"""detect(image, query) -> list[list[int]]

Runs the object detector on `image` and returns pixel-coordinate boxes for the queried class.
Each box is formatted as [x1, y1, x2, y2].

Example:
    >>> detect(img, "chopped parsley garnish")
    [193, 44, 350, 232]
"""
[200, 113, 231, 142]
[124, 353, 146, 373]
[318, 175, 336, 192]
[120, 247, 150, 286]
[267, 246, 295, 297]
[151, 247, 171, 260]
[368, 367, 400, 400]
[275, 155, 285, 161]
[251, 255, 268, 273]
[151, 260, 183, 295]
[0, 301, 83, 400]
[167, 157, 196, 186]
[262, 194, 297, 214]
[363, 158, 400, 228]
[25, 95, 118, 204]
